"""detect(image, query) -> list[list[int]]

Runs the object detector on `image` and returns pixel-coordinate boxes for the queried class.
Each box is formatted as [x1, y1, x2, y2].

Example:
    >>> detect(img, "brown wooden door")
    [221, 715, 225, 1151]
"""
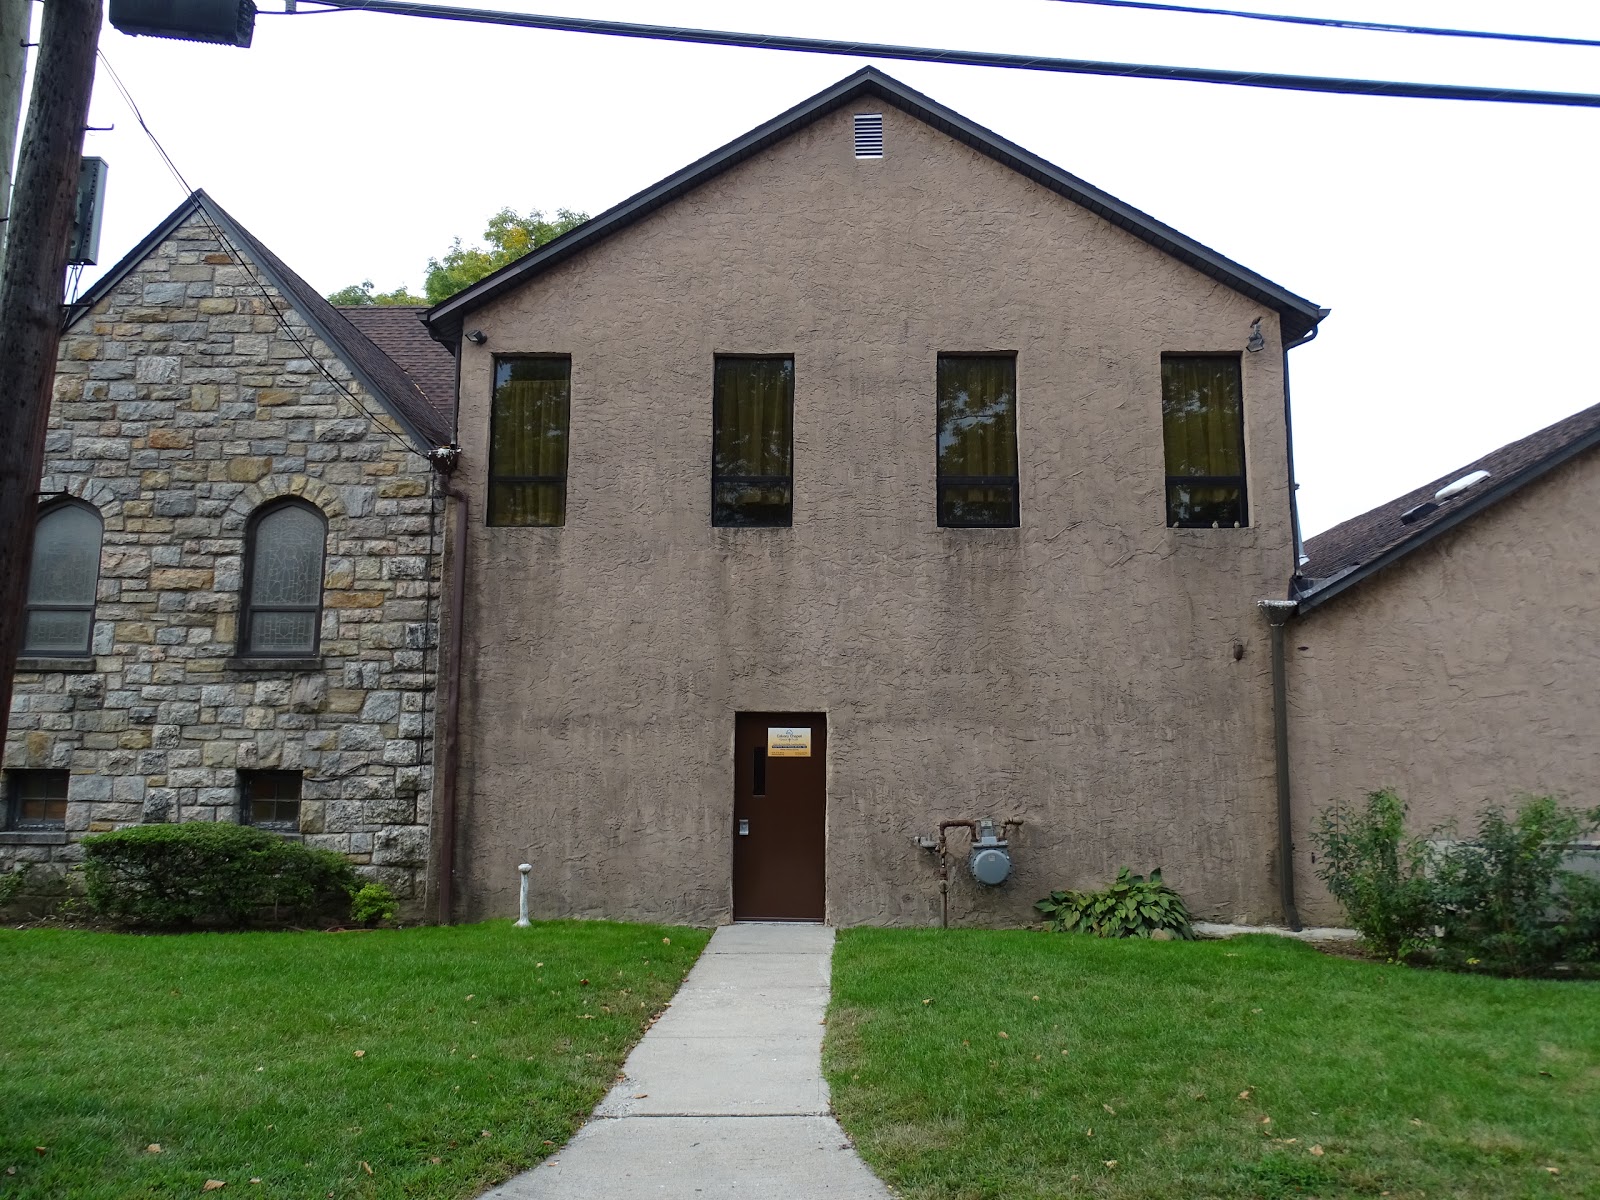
[732, 713, 826, 921]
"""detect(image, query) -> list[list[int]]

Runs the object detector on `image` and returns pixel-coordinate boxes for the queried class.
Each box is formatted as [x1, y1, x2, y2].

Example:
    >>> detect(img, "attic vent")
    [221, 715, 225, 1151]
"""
[854, 113, 884, 159]
[1433, 469, 1490, 501]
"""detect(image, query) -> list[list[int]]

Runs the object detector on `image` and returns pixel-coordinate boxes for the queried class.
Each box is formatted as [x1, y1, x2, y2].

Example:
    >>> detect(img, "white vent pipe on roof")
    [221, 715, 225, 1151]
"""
[1434, 470, 1490, 501]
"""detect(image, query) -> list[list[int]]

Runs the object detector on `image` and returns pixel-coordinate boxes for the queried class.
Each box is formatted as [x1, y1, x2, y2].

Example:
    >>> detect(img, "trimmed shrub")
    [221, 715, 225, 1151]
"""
[1036, 867, 1194, 939]
[1312, 788, 1436, 959]
[82, 822, 355, 927]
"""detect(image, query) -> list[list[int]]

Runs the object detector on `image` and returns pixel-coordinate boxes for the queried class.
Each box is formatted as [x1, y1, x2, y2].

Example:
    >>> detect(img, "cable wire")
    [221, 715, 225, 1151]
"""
[94, 51, 431, 460]
[297, 0, 1600, 107]
[1044, 0, 1600, 51]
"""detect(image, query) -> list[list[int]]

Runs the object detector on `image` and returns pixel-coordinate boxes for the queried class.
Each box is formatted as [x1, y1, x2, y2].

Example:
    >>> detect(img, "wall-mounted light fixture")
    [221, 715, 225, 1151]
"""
[466, 329, 488, 346]
[1246, 318, 1265, 353]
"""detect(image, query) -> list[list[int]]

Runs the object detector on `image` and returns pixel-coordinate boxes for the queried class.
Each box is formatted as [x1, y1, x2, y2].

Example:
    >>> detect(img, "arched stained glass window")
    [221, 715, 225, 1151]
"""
[23, 500, 103, 656]
[242, 500, 327, 656]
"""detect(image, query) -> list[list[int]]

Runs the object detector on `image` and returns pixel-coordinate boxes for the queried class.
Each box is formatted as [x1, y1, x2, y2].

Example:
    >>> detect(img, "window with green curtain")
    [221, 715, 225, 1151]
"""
[1161, 355, 1247, 528]
[713, 356, 793, 527]
[937, 354, 1019, 527]
[489, 357, 571, 527]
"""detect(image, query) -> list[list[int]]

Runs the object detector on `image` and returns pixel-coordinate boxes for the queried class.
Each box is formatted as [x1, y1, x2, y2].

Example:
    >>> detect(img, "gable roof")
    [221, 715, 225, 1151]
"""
[424, 67, 1328, 344]
[1296, 399, 1600, 611]
[66, 191, 452, 449]
[337, 305, 456, 427]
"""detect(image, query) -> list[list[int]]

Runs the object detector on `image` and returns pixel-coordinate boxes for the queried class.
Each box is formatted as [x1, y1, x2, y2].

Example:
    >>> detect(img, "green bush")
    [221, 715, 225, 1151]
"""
[1314, 791, 1600, 975]
[1036, 867, 1194, 939]
[82, 822, 355, 927]
[1432, 796, 1600, 976]
[0, 863, 30, 908]
[348, 881, 398, 926]
[1312, 788, 1436, 959]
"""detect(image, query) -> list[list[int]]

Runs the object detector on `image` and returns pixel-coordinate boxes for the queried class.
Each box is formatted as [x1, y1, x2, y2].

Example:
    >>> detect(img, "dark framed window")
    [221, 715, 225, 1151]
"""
[937, 354, 1019, 527]
[241, 499, 327, 656]
[241, 770, 302, 831]
[23, 500, 102, 656]
[489, 356, 571, 527]
[6, 770, 68, 830]
[1161, 355, 1247, 528]
[713, 356, 793, 527]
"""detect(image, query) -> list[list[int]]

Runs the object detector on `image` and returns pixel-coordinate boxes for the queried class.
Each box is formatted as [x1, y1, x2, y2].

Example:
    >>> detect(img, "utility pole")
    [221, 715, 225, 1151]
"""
[0, 0, 100, 754]
[0, 0, 29, 280]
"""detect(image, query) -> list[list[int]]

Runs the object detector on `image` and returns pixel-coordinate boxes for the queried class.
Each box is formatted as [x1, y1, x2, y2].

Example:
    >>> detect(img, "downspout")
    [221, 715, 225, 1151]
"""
[1258, 599, 1301, 931]
[430, 469, 468, 924]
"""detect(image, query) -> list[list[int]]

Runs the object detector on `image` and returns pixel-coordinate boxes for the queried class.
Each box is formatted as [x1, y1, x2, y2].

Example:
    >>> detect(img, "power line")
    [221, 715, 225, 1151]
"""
[94, 51, 430, 460]
[1044, 0, 1600, 51]
[302, 0, 1600, 107]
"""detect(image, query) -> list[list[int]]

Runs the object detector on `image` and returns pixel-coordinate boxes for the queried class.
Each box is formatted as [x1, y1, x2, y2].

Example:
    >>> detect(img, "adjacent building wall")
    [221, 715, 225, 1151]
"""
[449, 105, 1297, 927]
[1287, 454, 1600, 924]
[1, 215, 439, 904]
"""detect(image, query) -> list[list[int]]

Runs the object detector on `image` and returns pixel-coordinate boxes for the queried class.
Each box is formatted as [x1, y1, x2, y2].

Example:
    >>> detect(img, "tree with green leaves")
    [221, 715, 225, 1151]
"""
[326, 279, 428, 307]
[422, 206, 588, 303]
[325, 206, 589, 308]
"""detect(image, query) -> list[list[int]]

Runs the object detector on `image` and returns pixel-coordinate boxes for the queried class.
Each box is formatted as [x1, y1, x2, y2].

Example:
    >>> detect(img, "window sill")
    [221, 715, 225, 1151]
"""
[0, 830, 69, 845]
[15, 657, 96, 673]
[225, 657, 324, 673]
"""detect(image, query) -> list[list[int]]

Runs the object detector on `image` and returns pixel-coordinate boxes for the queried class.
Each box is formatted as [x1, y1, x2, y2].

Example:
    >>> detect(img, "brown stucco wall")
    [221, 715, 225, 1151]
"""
[449, 104, 1298, 926]
[1288, 454, 1600, 925]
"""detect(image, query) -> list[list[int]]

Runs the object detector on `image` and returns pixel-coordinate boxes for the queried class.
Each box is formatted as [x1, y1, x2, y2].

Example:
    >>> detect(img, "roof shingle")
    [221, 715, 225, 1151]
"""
[1297, 399, 1600, 609]
[337, 305, 456, 430]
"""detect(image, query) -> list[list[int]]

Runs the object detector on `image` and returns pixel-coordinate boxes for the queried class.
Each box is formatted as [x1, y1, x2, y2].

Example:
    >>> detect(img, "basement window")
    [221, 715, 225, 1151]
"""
[5, 770, 68, 830]
[241, 770, 302, 832]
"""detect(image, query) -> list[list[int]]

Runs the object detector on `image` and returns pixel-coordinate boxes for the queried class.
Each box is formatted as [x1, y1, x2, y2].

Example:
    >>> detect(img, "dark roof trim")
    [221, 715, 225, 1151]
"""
[425, 67, 1327, 342]
[65, 191, 447, 450]
[1293, 418, 1600, 614]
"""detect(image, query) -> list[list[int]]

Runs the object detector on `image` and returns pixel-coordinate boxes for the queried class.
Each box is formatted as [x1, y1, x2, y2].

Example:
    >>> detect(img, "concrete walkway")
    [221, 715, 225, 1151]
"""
[482, 924, 892, 1199]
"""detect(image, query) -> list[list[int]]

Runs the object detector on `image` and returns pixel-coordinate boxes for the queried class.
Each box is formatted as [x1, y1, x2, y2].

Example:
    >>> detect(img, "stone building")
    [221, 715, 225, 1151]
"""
[1, 192, 454, 906]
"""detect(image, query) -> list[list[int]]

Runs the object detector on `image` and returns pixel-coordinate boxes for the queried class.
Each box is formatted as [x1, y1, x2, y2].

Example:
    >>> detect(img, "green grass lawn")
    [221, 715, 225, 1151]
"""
[825, 931, 1600, 1200]
[0, 920, 709, 1199]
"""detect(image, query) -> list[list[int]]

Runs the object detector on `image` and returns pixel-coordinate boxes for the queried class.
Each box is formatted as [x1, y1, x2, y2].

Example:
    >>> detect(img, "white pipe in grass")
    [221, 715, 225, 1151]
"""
[515, 862, 532, 928]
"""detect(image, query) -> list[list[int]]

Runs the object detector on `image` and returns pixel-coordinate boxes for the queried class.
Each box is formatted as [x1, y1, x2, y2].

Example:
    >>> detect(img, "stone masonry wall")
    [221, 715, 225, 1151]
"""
[1, 213, 439, 906]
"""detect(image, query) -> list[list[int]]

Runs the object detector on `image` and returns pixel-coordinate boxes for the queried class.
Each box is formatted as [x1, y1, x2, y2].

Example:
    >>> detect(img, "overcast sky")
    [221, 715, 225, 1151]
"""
[58, 0, 1600, 535]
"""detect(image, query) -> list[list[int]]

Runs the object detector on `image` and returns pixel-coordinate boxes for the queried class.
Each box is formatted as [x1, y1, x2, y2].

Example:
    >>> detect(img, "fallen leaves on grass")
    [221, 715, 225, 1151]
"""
[998, 1031, 1009, 1039]
[1238, 1089, 1253, 1101]
[33, 1148, 46, 1157]
[662, 938, 671, 945]
[1546, 1167, 1560, 1175]
[1103, 1160, 1118, 1168]
[1103, 1104, 1116, 1115]
[146, 1144, 162, 1154]
[1310, 1146, 1324, 1157]
[352, 1050, 365, 1058]
[202, 1181, 226, 1192]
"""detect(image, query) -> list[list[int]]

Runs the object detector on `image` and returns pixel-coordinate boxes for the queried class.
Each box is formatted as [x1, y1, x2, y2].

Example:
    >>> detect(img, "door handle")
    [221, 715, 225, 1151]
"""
[738, 819, 750, 836]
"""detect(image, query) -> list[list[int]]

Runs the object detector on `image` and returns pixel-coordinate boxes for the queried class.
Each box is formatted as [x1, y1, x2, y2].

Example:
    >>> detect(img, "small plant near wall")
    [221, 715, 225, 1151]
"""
[0, 863, 31, 908]
[1036, 868, 1194, 939]
[348, 881, 399, 927]
[1312, 788, 1436, 959]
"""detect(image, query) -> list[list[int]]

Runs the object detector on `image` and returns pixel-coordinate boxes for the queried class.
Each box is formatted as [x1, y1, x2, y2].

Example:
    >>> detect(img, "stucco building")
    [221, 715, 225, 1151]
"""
[1, 193, 454, 905]
[6, 69, 1594, 929]
[421, 68, 1327, 927]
